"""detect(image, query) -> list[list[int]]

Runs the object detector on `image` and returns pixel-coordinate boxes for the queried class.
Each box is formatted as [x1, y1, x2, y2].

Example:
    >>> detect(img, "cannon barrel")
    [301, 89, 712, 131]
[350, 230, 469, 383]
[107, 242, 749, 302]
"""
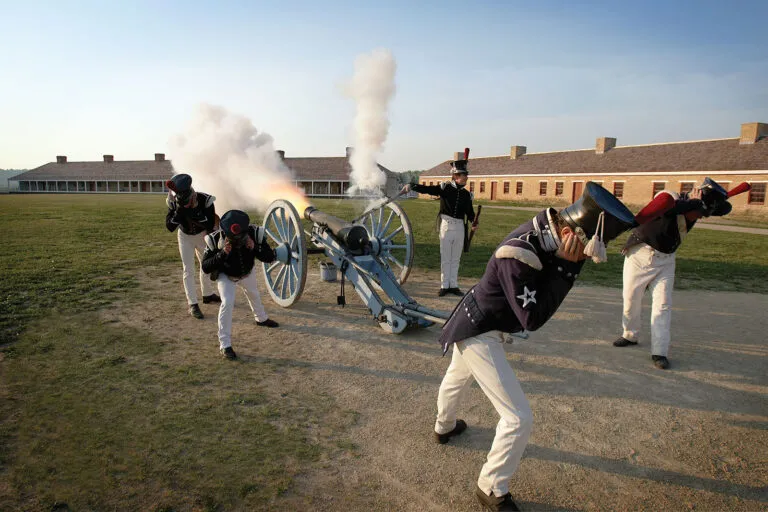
[304, 206, 370, 253]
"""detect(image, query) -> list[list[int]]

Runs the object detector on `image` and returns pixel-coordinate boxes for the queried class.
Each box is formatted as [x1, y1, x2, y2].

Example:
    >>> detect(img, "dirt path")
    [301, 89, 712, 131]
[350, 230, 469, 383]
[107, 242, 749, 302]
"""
[121, 268, 768, 511]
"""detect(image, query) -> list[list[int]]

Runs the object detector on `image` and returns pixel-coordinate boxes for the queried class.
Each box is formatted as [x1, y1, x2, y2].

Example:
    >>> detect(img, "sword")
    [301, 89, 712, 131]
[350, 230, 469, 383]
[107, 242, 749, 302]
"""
[464, 204, 482, 252]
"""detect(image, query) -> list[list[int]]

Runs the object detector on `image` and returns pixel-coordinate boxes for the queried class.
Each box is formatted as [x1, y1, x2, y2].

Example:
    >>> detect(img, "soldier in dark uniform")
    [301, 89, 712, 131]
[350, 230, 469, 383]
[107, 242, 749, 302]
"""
[165, 173, 220, 319]
[403, 148, 476, 297]
[201, 210, 279, 360]
[432, 182, 672, 511]
[613, 178, 748, 369]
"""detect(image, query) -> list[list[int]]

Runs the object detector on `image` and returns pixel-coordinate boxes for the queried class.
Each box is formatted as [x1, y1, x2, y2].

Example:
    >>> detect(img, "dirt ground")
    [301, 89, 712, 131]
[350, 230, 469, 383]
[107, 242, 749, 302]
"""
[114, 267, 767, 511]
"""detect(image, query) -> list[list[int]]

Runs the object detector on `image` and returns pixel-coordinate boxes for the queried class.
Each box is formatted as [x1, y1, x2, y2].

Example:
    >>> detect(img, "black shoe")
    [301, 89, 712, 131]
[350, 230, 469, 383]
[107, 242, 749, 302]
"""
[202, 294, 222, 304]
[475, 485, 520, 511]
[438, 288, 449, 297]
[189, 304, 204, 319]
[256, 319, 279, 328]
[613, 337, 638, 347]
[221, 346, 237, 360]
[652, 355, 670, 369]
[448, 288, 464, 296]
[434, 419, 467, 444]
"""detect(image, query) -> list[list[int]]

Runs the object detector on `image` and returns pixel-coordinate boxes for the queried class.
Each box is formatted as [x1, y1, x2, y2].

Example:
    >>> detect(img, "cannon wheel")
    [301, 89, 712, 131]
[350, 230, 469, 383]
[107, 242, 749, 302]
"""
[356, 202, 414, 284]
[261, 200, 307, 307]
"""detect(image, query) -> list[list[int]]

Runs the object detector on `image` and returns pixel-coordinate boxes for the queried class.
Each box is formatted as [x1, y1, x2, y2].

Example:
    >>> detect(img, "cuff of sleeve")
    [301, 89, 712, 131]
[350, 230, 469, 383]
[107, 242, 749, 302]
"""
[551, 258, 583, 280]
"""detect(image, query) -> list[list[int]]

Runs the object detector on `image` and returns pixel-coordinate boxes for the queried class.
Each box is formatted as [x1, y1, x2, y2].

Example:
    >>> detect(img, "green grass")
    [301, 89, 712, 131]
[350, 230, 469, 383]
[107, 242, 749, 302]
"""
[0, 193, 766, 510]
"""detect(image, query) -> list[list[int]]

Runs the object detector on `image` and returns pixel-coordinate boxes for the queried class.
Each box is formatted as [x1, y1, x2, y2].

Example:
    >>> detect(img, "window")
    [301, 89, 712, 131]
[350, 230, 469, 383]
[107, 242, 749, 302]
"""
[748, 183, 766, 205]
[652, 182, 666, 197]
[613, 182, 624, 199]
[429, 181, 434, 186]
[680, 182, 695, 195]
[503, 181, 510, 194]
[516, 181, 523, 195]
[555, 182, 564, 196]
[421, 181, 426, 186]
[480, 182, 485, 193]
[469, 181, 475, 193]
[539, 182, 547, 196]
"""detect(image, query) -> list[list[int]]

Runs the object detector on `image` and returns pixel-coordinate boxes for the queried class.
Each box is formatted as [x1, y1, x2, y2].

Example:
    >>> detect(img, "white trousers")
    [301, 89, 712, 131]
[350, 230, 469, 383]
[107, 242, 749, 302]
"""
[621, 244, 676, 357]
[439, 215, 464, 289]
[178, 230, 215, 305]
[435, 331, 533, 497]
[216, 272, 269, 350]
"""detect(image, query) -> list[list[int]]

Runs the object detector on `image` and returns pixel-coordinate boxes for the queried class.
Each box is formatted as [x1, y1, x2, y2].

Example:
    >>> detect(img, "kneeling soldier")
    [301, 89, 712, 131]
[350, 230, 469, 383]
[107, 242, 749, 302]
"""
[202, 210, 279, 360]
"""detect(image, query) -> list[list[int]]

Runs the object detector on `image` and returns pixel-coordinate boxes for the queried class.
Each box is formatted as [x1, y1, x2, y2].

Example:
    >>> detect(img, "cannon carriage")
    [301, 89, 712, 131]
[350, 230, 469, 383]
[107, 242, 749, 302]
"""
[258, 199, 450, 333]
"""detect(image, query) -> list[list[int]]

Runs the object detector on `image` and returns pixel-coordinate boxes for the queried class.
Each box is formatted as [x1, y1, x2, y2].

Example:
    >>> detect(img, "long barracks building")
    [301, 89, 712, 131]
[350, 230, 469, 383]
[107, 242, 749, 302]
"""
[419, 122, 768, 210]
[8, 147, 401, 198]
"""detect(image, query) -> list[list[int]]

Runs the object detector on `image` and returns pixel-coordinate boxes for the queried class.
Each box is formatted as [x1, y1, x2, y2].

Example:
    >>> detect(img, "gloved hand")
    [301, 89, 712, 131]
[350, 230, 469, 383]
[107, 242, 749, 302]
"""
[399, 183, 411, 195]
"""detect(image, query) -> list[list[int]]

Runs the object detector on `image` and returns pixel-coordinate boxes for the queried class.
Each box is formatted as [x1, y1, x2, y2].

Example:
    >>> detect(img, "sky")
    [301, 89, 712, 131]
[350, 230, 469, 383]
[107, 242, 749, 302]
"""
[1, 0, 767, 172]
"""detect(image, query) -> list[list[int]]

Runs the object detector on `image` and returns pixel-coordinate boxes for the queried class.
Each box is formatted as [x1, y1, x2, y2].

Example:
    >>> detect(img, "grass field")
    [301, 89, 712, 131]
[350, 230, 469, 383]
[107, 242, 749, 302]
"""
[1, 193, 767, 510]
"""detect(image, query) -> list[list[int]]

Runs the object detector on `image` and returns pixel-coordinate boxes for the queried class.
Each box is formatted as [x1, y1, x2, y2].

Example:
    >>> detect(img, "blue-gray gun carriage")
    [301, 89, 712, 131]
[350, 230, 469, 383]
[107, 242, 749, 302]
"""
[259, 199, 451, 333]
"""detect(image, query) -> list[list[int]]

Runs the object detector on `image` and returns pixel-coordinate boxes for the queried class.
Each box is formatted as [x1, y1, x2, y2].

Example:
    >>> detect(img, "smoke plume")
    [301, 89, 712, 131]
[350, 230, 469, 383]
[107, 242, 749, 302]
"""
[168, 104, 309, 213]
[344, 49, 397, 197]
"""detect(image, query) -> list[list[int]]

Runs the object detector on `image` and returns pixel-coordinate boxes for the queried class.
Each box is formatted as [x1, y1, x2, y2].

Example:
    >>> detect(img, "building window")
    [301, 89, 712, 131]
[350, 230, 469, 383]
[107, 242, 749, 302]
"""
[652, 182, 666, 197]
[429, 181, 434, 186]
[539, 182, 547, 196]
[503, 181, 510, 194]
[480, 182, 485, 193]
[613, 182, 624, 199]
[680, 182, 695, 195]
[748, 183, 766, 205]
[516, 181, 523, 195]
[469, 181, 475, 193]
[555, 182, 564, 196]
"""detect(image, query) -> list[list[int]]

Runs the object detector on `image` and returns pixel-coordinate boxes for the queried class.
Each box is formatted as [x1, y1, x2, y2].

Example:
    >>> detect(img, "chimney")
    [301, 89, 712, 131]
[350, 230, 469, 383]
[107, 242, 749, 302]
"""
[596, 137, 617, 154]
[510, 145, 527, 159]
[103, 154, 114, 163]
[154, 153, 165, 162]
[345, 146, 353, 158]
[276, 150, 285, 160]
[740, 122, 768, 144]
[56, 155, 67, 164]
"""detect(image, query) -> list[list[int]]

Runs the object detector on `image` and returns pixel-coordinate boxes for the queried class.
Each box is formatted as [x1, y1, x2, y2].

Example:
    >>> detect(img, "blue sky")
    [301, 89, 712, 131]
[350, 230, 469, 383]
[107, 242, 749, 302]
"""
[1, 0, 766, 171]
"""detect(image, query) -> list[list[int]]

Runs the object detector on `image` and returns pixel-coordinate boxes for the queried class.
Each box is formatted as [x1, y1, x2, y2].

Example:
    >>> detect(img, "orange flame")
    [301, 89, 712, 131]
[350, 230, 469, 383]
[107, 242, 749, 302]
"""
[266, 183, 312, 213]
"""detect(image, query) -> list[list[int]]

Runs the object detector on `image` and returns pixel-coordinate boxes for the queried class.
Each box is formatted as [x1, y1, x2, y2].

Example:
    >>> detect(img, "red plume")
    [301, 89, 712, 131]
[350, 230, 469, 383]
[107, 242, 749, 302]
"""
[464, 147, 470, 160]
[165, 179, 176, 192]
[727, 182, 751, 198]
[230, 224, 241, 235]
[635, 192, 675, 225]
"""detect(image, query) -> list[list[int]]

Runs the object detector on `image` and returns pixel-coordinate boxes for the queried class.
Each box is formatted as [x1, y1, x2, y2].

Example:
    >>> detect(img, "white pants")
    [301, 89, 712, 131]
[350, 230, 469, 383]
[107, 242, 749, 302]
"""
[439, 215, 464, 289]
[435, 331, 533, 497]
[622, 244, 676, 357]
[178, 230, 215, 305]
[216, 272, 269, 350]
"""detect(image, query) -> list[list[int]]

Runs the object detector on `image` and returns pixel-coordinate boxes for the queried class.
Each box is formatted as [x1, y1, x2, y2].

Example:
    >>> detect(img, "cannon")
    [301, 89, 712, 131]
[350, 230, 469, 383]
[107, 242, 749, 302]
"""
[259, 199, 451, 333]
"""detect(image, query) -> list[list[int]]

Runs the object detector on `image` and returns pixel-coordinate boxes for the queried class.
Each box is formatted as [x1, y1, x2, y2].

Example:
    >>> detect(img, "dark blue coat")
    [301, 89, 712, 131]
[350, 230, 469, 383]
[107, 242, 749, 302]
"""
[438, 209, 585, 354]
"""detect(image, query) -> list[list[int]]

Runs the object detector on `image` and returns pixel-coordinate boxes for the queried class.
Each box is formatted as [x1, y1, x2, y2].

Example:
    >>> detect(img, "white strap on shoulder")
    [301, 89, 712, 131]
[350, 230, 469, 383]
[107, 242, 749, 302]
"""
[494, 243, 543, 270]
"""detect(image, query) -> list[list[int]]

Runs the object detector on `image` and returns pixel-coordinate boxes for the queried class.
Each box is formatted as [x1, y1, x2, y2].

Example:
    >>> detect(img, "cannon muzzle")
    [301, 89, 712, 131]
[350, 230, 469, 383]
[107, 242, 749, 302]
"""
[304, 206, 370, 253]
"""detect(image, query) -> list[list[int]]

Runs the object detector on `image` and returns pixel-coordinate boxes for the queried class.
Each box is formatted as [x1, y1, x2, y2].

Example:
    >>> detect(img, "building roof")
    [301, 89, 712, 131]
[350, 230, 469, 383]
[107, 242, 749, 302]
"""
[11, 160, 174, 181]
[421, 138, 768, 177]
[12, 154, 398, 182]
[285, 156, 396, 181]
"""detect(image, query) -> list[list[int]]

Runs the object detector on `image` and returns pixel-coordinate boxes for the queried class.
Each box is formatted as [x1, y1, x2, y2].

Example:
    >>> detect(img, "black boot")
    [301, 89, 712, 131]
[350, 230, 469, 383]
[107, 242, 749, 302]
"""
[256, 319, 279, 328]
[434, 419, 467, 444]
[475, 485, 520, 511]
[203, 294, 222, 304]
[189, 304, 204, 319]
[438, 288, 449, 297]
[613, 337, 637, 347]
[449, 288, 464, 296]
[221, 346, 237, 360]
[652, 355, 670, 369]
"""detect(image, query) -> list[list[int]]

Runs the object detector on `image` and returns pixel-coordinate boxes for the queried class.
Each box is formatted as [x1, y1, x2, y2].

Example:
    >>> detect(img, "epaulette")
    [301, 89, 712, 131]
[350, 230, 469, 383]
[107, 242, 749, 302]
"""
[440, 181, 448, 190]
[494, 238, 542, 270]
[250, 224, 265, 244]
[200, 193, 216, 208]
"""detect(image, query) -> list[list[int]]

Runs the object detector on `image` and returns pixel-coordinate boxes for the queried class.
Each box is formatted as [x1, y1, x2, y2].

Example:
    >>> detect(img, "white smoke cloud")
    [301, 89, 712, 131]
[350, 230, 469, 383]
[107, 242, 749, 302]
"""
[168, 103, 307, 214]
[344, 49, 397, 197]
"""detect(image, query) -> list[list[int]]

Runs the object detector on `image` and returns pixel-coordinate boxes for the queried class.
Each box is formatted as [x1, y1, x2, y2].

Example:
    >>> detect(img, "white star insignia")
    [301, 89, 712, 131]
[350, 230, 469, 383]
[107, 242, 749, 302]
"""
[516, 286, 537, 308]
